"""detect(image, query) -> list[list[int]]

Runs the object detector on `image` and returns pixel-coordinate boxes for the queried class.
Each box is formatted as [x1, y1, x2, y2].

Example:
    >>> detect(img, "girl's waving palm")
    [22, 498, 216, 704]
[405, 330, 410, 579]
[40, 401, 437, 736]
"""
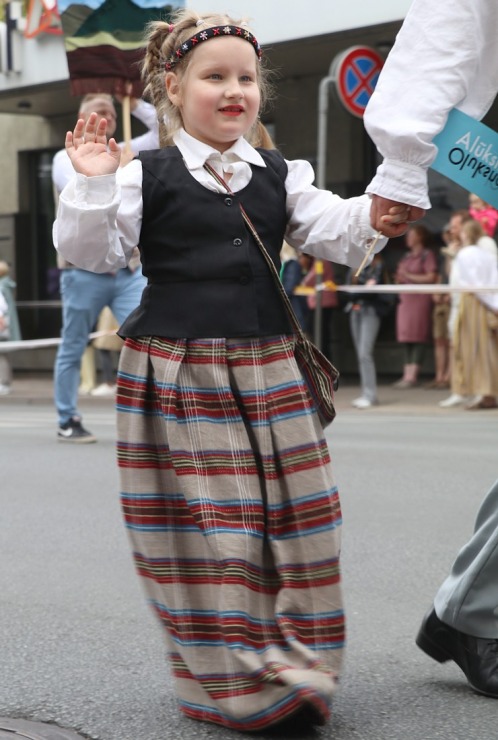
[65, 112, 121, 177]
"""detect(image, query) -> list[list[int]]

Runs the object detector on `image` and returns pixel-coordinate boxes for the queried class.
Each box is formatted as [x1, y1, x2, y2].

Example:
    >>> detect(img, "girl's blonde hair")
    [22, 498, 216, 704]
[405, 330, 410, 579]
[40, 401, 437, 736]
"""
[460, 218, 485, 246]
[248, 120, 275, 149]
[141, 9, 274, 147]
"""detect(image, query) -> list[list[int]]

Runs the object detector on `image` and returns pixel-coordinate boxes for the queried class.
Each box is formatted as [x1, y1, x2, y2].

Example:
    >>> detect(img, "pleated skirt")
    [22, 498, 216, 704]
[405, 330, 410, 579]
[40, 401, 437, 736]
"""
[116, 335, 344, 731]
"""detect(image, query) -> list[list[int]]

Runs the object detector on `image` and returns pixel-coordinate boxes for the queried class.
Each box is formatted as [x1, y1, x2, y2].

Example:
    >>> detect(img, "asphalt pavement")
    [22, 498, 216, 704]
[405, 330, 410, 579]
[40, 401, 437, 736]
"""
[1, 374, 497, 740]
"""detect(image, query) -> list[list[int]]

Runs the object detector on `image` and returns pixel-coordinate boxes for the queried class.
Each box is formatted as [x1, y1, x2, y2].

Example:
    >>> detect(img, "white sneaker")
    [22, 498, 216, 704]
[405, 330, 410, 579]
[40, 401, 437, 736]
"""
[78, 385, 93, 396]
[0, 383, 11, 396]
[90, 383, 116, 397]
[439, 394, 466, 408]
[352, 397, 375, 409]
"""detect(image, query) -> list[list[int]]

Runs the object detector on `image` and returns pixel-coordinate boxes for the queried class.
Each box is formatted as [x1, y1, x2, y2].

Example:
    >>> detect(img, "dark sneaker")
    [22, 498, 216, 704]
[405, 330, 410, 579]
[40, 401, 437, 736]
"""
[57, 417, 96, 443]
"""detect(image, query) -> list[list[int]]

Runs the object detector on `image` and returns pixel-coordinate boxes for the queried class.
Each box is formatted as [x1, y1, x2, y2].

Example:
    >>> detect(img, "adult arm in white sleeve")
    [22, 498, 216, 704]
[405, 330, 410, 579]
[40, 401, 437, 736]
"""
[53, 159, 143, 273]
[127, 99, 159, 154]
[364, 0, 498, 210]
[52, 148, 78, 196]
[284, 159, 387, 268]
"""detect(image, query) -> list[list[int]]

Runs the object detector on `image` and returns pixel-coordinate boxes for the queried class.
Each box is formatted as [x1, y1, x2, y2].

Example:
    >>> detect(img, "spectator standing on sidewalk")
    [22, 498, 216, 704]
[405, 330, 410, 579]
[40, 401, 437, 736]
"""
[392, 225, 437, 388]
[425, 237, 451, 390]
[0, 260, 21, 396]
[345, 253, 394, 409]
[0, 289, 10, 395]
[302, 259, 339, 363]
[364, 0, 498, 699]
[426, 210, 469, 398]
[280, 242, 310, 331]
[443, 219, 498, 410]
[52, 92, 158, 443]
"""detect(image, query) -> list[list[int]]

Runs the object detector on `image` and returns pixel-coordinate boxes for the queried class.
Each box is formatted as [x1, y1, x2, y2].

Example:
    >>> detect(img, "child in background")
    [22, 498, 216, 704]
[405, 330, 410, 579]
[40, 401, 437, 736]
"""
[54, 9, 409, 731]
[468, 193, 498, 238]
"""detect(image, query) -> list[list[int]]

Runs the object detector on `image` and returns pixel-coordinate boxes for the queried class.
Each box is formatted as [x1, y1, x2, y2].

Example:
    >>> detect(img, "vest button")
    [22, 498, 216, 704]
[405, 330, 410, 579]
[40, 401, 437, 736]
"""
[224, 197, 233, 206]
[233, 237, 243, 247]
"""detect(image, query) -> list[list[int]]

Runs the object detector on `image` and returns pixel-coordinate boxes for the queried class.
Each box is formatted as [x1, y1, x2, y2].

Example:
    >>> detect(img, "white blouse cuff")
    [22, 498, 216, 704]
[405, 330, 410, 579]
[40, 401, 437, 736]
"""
[366, 159, 432, 210]
[72, 173, 118, 206]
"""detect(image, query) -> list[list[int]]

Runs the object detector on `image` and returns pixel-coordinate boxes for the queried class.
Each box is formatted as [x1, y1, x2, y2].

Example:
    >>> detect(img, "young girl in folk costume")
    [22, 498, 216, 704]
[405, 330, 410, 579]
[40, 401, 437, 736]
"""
[54, 9, 408, 731]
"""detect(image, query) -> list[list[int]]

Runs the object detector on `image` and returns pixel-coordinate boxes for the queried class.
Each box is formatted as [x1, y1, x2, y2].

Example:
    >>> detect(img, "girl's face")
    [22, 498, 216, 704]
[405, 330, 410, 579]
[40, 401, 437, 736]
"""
[166, 36, 261, 152]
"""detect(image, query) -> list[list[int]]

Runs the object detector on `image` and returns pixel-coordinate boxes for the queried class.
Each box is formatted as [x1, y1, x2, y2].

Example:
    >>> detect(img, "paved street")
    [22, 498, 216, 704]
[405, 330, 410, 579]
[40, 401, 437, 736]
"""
[1, 376, 497, 740]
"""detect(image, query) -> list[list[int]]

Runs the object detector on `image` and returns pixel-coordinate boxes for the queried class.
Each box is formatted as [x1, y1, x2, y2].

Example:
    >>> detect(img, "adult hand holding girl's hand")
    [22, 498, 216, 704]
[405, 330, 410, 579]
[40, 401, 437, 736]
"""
[370, 194, 425, 238]
[65, 112, 121, 177]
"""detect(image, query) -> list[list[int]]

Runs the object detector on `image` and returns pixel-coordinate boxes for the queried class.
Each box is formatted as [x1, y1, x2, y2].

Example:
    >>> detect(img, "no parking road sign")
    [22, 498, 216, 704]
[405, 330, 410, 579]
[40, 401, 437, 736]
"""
[332, 46, 384, 118]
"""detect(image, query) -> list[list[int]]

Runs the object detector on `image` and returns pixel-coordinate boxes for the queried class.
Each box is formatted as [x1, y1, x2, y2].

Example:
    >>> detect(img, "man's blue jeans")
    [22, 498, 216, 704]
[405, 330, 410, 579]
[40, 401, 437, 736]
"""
[54, 267, 146, 425]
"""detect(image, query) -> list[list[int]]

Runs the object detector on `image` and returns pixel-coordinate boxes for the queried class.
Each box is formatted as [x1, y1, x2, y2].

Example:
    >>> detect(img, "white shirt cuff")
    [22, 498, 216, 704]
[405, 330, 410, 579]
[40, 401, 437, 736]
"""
[366, 159, 432, 210]
[72, 173, 118, 206]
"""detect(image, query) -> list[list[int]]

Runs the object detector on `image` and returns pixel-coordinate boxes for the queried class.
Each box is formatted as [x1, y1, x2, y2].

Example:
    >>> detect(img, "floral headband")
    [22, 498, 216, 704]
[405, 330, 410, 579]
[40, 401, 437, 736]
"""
[164, 25, 262, 71]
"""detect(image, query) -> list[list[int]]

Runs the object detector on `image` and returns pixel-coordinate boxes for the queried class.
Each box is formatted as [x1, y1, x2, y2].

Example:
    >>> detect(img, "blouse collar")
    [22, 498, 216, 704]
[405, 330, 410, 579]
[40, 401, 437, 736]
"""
[173, 128, 266, 171]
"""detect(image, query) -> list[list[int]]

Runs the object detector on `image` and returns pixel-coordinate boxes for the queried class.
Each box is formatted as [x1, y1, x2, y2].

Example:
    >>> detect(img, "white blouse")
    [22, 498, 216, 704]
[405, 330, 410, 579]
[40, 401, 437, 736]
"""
[364, 0, 498, 210]
[54, 128, 384, 274]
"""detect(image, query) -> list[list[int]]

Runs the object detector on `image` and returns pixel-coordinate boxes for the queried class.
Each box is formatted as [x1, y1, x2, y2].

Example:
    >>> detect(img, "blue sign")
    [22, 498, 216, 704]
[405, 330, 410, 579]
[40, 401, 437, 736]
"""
[432, 108, 498, 208]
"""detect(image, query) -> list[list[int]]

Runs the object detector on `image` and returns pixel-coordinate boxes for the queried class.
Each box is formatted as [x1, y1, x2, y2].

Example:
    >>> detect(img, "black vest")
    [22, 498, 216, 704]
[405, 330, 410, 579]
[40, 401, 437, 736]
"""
[119, 147, 292, 339]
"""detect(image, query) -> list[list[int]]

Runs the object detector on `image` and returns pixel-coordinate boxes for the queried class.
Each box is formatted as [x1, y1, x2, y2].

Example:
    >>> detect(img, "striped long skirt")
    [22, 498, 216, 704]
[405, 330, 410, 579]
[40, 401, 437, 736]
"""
[116, 335, 344, 731]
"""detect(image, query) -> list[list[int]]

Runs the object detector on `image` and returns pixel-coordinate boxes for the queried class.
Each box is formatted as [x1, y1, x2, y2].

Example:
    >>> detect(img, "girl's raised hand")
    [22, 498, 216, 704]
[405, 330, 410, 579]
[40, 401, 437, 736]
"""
[65, 112, 121, 177]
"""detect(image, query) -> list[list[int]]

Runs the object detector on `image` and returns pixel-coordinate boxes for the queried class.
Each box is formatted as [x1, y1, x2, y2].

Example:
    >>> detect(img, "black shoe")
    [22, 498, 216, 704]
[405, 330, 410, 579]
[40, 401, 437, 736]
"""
[57, 417, 96, 443]
[416, 608, 498, 697]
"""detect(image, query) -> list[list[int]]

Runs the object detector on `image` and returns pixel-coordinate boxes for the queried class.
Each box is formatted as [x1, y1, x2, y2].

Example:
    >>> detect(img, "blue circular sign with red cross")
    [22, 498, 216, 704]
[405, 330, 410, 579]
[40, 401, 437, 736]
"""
[333, 46, 384, 118]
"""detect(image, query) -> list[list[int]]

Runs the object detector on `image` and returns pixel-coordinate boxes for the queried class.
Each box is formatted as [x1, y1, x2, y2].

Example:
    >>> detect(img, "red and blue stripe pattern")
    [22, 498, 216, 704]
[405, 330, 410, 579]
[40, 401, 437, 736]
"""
[116, 335, 344, 730]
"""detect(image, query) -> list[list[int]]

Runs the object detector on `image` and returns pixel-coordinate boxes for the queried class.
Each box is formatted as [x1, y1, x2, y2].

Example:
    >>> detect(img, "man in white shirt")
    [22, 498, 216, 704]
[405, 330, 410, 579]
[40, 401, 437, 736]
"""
[53, 92, 158, 443]
[363, 0, 498, 700]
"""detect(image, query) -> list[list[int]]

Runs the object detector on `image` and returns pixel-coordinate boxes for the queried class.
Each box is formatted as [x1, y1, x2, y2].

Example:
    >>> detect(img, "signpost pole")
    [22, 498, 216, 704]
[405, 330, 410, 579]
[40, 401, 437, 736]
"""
[315, 46, 384, 354]
[315, 72, 335, 351]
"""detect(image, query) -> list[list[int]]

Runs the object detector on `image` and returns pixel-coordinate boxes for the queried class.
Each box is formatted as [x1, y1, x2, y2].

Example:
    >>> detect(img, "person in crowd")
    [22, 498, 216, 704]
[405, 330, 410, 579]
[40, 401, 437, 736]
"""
[90, 306, 124, 396]
[345, 253, 394, 408]
[364, 0, 498, 699]
[439, 218, 498, 409]
[430, 210, 478, 397]
[53, 9, 410, 730]
[280, 241, 310, 330]
[440, 210, 469, 260]
[52, 91, 158, 442]
[469, 193, 498, 240]
[441, 219, 498, 410]
[392, 224, 437, 388]
[0, 260, 21, 395]
[425, 229, 452, 390]
[0, 287, 10, 395]
[431, 211, 467, 401]
[302, 258, 339, 362]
